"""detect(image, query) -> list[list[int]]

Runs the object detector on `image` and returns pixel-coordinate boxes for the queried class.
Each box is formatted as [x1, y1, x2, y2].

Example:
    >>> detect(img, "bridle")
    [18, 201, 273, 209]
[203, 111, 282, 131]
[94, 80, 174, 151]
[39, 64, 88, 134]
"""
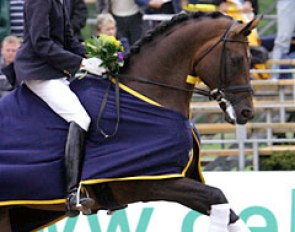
[94, 19, 253, 137]
[192, 20, 253, 123]
[194, 20, 252, 95]
[113, 20, 252, 98]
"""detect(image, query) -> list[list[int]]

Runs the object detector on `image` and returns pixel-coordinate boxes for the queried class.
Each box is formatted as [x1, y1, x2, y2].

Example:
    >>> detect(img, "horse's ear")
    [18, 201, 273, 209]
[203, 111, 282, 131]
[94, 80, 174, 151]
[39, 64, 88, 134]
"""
[237, 15, 263, 36]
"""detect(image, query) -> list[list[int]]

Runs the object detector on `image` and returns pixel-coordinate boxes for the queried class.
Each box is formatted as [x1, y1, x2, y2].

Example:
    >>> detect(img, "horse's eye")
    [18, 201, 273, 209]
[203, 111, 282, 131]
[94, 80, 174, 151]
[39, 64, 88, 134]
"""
[231, 56, 244, 66]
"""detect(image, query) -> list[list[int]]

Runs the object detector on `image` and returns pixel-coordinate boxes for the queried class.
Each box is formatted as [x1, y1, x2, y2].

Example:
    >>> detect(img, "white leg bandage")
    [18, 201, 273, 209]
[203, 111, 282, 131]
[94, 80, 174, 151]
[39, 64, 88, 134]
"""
[25, 78, 91, 131]
[208, 203, 230, 232]
[228, 219, 251, 232]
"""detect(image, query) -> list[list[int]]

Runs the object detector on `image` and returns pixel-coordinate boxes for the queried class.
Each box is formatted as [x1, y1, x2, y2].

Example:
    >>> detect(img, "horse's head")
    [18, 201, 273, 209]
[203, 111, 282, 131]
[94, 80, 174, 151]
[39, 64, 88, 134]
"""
[192, 16, 261, 124]
[120, 12, 260, 123]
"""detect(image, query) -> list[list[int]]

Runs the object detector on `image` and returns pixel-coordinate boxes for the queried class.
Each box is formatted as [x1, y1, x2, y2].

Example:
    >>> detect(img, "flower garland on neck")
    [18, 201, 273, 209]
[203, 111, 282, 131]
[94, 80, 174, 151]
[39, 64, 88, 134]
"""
[84, 34, 124, 75]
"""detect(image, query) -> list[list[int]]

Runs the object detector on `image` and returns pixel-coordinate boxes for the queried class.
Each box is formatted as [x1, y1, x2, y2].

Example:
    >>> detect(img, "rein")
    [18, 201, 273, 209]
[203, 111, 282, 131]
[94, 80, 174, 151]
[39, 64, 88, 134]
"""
[194, 20, 252, 95]
[95, 19, 253, 137]
[114, 20, 253, 99]
[113, 74, 212, 97]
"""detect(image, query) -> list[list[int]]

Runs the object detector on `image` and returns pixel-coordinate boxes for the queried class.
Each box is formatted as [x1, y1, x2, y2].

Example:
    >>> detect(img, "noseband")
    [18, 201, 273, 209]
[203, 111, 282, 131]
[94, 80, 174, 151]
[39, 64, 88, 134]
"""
[98, 19, 253, 134]
[192, 20, 253, 123]
[113, 20, 252, 99]
[194, 20, 253, 95]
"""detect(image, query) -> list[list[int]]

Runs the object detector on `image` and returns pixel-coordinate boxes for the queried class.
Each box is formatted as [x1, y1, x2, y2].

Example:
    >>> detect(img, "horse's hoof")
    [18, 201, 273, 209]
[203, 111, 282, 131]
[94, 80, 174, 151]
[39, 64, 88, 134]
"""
[65, 208, 80, 217]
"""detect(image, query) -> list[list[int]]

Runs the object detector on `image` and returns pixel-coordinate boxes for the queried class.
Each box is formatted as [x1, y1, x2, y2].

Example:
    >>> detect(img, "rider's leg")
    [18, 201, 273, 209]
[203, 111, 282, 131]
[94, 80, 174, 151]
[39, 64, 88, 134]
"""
[64, 121, 94, 216]
[25, 79, 94, 216]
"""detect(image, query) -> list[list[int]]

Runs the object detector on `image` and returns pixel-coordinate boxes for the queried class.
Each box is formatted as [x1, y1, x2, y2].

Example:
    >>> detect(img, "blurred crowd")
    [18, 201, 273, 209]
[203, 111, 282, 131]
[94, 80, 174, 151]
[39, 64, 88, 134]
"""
[1, 0, 295, 97]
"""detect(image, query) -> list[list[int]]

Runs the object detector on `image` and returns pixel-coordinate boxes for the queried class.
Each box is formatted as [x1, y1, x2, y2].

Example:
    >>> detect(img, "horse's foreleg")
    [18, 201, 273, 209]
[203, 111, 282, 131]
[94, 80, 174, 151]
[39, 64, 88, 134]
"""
[108, 178, 246, 232]
[114, 178, 236, 217]
[0, 208, 12, 232]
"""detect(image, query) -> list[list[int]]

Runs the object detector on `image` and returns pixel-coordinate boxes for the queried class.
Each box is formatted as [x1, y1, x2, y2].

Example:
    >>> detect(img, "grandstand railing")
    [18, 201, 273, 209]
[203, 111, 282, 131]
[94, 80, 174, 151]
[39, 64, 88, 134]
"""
[193, 68, 295, 171]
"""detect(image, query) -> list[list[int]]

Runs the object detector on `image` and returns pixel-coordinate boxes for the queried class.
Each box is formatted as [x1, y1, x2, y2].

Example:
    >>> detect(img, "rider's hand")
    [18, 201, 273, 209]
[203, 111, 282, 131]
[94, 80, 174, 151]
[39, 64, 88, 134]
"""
[81, 58, 106, 76]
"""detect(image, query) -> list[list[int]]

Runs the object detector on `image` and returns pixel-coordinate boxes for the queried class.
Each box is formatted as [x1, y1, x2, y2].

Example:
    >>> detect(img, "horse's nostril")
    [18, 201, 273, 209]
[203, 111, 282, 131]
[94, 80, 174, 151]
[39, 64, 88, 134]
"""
[241, 109, 253, 119]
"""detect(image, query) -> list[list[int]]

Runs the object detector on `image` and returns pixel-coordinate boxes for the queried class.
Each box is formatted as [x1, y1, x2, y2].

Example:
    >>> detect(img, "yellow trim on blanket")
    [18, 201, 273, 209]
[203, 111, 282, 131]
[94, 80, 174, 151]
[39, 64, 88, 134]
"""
[82, 129, 203, 186]
[0, 199, 65, 207]
[181, 146, 194, 176]
[81, 174, 184, 185]
[111, 78, 162, 107]
[192, 129, 205, 183]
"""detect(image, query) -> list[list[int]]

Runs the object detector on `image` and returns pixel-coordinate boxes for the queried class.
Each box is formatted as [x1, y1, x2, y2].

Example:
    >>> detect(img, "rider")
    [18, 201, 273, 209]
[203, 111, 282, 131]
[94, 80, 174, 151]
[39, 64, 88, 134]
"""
[14, 0, 104, 216]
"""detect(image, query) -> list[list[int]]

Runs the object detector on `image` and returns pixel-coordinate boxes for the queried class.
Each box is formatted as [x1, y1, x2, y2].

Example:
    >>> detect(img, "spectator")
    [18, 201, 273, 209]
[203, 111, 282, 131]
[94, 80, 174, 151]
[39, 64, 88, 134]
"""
[96, 0, 143, 45]
[0, 35, 20, 96]
[0, 0, 25, 42]
[68, 0, 88, 42]
[249, 0, 258, 15]
[0, 35, 20, 68]
[181, 1, 257, 15]
[271, 0, 295, 79]
[9, 0, 25, 39]
[141, 0, 182, 14]
[218, 0, 254, 14]
[95, 13, 130, 54]
[138, 0, 182, 31]
[96, 13, 118, 37]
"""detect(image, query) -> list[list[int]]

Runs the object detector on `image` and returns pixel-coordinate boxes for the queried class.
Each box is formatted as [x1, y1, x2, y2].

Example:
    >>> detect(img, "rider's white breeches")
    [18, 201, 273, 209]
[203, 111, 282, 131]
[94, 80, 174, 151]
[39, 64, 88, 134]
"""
[25, 78, 91, 131]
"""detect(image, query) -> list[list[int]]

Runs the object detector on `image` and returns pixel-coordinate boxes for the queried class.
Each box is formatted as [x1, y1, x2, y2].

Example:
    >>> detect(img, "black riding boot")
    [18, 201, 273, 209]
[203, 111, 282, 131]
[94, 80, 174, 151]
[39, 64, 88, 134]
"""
[65, 122, 94, 217]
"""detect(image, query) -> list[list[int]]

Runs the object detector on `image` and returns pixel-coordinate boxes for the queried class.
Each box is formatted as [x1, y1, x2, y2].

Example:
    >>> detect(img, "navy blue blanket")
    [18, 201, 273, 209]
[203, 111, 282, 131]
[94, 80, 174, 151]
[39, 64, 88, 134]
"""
[0, 76, 203, 206]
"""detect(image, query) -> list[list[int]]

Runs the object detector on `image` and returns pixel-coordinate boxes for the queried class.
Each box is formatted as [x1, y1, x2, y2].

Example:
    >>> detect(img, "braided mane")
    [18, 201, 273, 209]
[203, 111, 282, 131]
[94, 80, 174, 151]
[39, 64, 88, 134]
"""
[124, 11, 230, 63]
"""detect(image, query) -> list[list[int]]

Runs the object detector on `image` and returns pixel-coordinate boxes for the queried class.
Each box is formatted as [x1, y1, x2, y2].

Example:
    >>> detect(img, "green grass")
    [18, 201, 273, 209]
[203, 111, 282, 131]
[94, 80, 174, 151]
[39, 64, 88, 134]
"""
[257, 0, 277, 35]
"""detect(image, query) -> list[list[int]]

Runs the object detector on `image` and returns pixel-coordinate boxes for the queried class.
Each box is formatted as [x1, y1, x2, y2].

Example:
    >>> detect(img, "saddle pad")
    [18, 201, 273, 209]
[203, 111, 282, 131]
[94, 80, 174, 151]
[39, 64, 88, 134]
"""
[0, 77, 203, 206]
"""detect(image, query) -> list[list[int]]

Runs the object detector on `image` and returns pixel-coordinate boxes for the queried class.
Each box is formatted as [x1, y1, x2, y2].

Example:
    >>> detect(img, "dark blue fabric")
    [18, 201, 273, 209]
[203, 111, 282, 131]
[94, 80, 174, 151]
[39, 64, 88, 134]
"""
[0, 85, 68, 201]
[0, 76, 199, 203]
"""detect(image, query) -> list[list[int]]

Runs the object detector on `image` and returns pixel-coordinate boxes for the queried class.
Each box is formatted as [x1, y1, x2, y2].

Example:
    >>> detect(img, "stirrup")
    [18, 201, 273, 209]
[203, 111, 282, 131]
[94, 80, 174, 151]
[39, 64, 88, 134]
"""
[67, 185, 95, 216]
[75, 184, 95, 215]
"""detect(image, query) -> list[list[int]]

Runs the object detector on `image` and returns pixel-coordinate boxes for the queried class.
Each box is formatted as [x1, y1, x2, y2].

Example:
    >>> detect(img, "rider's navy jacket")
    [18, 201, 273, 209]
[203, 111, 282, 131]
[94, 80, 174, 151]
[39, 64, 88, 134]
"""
[14, 0, 86, 83]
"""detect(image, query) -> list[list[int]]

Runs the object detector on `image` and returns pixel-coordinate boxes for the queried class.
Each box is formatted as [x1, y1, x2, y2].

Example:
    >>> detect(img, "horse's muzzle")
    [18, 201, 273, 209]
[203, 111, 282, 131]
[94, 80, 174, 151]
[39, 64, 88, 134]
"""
[236, 107, 254, 125]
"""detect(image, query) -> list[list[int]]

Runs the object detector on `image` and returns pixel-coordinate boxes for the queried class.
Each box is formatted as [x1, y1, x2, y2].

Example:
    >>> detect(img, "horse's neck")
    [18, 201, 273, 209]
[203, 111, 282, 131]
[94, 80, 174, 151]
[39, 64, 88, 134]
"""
[121, 26, 203, 117]
[122, 60, 192, 117]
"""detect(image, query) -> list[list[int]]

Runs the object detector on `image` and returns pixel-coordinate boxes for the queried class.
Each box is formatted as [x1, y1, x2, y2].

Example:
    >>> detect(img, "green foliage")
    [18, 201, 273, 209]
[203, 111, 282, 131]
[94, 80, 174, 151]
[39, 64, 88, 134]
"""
[84, 34, 124, 74]
[260, 151, 295, 170]
[257, 0, 277, 35]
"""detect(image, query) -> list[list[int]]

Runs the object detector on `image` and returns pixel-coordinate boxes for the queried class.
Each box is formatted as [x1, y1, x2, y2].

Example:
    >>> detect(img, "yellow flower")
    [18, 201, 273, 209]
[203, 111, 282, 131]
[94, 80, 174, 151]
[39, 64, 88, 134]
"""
[113, 40, 120, 47]
[84, 34, 124, 74]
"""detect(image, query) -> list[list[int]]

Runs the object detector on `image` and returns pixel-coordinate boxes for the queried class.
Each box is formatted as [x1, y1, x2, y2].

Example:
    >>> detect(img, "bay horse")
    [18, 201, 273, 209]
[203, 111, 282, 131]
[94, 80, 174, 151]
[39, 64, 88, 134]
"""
[0, 12, 259, 232]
